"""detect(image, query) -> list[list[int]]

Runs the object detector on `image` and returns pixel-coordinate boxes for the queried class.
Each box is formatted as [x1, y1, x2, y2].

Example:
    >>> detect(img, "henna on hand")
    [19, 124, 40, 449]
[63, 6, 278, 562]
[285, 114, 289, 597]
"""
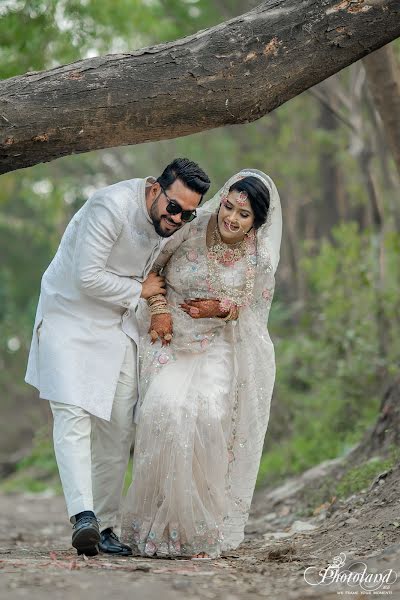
[148, 313, 173, 345]
[179, 298, 228, 319]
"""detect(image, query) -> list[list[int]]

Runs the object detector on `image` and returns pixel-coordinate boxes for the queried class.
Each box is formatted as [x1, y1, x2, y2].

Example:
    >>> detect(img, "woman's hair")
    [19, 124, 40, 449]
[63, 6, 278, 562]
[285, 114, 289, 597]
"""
[229, 176, 270, 229]
[157, 158, 210, 200]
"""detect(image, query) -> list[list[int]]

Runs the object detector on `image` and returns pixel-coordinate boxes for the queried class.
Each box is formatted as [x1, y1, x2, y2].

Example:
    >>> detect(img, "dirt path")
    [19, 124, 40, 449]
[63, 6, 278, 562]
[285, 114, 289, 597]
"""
[1, 463, 400, 599]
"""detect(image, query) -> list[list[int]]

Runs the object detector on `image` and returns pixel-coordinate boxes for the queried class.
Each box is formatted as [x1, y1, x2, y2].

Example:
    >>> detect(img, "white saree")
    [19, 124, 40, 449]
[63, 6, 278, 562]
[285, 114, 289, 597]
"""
[123, 170, 282, 557]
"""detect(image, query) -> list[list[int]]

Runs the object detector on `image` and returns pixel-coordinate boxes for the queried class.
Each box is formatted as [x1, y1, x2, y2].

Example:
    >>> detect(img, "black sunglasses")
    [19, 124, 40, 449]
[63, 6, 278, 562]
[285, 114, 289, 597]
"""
[160, 186, 198, 223]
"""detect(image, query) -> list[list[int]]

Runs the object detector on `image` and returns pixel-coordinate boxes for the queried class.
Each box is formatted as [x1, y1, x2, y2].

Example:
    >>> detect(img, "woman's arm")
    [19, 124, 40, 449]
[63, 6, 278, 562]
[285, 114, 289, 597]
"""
[151, 221, 191, 273]
[146, 222, 192, 345]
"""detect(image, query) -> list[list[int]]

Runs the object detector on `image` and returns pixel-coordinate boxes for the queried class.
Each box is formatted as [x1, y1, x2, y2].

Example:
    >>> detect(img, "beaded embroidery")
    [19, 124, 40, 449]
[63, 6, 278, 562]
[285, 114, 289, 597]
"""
[206, 218, 256, 309]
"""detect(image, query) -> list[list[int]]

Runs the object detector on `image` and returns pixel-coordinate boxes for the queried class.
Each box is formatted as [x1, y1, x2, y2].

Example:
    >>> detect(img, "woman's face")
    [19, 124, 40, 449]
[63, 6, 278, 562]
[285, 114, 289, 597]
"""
[218, 190, 255, 244]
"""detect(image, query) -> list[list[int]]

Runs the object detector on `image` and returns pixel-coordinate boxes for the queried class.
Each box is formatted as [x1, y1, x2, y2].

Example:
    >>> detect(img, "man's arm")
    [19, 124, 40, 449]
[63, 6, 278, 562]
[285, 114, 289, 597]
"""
[74, 193, 141, 309]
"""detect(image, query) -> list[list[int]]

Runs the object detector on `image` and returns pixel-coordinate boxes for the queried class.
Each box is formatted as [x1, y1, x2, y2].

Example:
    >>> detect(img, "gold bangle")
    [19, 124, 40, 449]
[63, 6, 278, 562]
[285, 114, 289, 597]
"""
[222, 305, 239, 321]
[148, 293, 167, 306]
[150, 308, 171, 315]
[149, 302, 167, 310]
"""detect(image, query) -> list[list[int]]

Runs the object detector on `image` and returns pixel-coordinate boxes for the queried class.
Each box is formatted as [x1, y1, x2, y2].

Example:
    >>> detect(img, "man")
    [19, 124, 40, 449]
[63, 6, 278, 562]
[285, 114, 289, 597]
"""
[25, 158, 210, 556]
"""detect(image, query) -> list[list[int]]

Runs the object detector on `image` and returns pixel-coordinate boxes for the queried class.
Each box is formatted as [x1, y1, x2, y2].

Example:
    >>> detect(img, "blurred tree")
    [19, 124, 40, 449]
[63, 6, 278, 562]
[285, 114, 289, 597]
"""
[317, 97, 344, 237]
[363, 45, 400, 177]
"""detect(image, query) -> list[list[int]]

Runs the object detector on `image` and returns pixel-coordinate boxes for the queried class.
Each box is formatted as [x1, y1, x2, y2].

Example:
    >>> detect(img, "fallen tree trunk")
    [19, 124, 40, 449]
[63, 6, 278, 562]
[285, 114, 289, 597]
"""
[1, 0, 400, 174]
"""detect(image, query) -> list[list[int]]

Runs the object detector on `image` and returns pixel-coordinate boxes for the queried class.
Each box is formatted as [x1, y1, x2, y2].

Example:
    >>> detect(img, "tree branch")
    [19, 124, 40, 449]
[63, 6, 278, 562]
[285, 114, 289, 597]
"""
[1, 0, 400, 174]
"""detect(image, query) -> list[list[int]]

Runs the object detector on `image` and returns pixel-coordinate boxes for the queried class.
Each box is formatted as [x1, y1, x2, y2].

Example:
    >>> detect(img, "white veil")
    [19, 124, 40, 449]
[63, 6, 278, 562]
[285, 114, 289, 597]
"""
[201, 169, 282, 549]
[199, 168, 282, 272]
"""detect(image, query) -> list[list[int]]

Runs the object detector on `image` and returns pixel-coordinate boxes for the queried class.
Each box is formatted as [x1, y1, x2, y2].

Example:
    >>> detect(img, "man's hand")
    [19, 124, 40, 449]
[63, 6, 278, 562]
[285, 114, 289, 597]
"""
[140, 272, 166, 299]
[180, 298, 228, 319]
[149, 313, 173, 346]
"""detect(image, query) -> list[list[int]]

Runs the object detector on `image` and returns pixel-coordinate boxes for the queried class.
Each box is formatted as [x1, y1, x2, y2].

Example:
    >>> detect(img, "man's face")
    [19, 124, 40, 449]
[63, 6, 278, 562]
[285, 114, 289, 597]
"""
[149, 179, 202, 237]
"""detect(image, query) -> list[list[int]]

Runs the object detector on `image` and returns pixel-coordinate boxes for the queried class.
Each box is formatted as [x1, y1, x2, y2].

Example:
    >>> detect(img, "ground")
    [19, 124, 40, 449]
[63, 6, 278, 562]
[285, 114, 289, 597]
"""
[1, 459, 399, 599]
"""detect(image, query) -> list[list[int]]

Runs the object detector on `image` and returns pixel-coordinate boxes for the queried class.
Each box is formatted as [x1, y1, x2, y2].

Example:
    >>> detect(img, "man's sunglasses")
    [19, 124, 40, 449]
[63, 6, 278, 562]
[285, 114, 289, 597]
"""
[160, 186, 198, 223]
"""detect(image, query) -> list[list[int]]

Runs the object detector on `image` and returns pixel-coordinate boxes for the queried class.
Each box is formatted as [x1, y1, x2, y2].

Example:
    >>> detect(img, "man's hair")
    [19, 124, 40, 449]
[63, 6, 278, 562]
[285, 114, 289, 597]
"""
[156, 158, 210, 200]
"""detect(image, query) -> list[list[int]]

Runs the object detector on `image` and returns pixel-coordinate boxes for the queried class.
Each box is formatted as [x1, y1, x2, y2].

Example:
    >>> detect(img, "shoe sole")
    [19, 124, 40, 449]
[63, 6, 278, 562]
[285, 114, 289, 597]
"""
[72, 526, 100, 556]
[77, 545, 99, 557]
[98, 547, 133, 556]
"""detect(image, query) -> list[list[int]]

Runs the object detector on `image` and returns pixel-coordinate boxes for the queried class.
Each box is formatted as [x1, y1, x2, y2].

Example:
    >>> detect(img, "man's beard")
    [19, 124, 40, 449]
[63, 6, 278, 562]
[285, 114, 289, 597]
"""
[150, 197, 181, 238]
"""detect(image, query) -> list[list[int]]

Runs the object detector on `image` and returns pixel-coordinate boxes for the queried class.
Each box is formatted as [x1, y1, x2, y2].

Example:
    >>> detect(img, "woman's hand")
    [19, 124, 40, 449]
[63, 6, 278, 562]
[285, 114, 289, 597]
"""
[149, 313, 173, 346]
[180, 298, 228, 319]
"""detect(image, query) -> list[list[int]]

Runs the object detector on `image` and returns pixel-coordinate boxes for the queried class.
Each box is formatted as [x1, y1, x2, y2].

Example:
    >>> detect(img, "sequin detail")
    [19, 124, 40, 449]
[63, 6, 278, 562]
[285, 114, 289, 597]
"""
[206, 220, 256, 308]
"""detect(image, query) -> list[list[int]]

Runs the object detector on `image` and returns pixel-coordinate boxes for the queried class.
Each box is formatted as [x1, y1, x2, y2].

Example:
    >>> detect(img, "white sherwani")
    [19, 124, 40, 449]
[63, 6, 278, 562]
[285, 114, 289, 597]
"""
[25, 177, 167, 421]
[25, 176, 174, 526]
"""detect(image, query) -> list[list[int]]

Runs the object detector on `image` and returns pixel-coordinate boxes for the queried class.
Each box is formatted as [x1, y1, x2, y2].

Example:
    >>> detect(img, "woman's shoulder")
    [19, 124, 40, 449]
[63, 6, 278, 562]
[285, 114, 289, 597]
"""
[192, 211, 212, 233]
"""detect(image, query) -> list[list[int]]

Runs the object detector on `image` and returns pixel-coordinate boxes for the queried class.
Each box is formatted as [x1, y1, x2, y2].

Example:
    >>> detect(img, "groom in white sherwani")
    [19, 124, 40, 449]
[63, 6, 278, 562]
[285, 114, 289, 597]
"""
[25, 158, 210, 556]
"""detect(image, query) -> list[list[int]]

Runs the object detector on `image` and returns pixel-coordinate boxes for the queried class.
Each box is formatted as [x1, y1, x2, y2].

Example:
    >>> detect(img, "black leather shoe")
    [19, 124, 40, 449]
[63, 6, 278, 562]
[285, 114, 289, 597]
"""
[72, 514, 100, 556]
[99, 528, 132, 556]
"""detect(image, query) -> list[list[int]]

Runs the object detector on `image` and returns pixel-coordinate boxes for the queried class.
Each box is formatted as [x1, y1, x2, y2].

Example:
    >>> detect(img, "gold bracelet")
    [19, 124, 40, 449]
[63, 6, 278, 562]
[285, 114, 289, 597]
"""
[148, 293, 166, 306]
[222, 309, 232, 321]
[150, 308, 171, 315]
[148, 293, 170, 315]
[222, 305, 239, 321]
[148, 301, 167, 310]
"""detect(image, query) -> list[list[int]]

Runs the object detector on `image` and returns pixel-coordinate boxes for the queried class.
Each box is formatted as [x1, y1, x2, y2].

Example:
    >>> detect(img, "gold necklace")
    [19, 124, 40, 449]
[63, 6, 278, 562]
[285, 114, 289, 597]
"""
[206, 217, 256, 310]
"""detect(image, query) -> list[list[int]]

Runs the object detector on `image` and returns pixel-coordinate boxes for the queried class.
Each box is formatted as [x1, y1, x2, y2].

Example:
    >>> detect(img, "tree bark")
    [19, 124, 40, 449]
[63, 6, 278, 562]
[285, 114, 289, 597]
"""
[363, 43, 400, 178]
[317, 99, 342, 238]
[348, 377, 400, 463]
[1, 0, 400, 174]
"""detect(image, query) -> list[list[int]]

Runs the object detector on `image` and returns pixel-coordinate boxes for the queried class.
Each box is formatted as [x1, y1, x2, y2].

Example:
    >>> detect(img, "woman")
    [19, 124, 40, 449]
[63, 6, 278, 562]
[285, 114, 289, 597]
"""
[123, 169, 282, 558]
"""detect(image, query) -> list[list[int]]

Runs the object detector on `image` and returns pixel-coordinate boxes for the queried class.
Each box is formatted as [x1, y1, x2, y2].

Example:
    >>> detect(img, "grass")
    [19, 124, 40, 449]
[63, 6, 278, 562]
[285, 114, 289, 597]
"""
[1, 428, 62, 494]
[1, 428, 134, 496]
[335, 451, 399, 498]
[256, 382, 381, 489]
[298, 446, 400, 515]
[123, 458, 133, 495]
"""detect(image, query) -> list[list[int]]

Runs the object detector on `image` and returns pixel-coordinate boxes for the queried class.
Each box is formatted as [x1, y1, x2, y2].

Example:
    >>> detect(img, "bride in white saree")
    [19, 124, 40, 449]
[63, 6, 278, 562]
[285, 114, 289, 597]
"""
[123, 169, 282, 558]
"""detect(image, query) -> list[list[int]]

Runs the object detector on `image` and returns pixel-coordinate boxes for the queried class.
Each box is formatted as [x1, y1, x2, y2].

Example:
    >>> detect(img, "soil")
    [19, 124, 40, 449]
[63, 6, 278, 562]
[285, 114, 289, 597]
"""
[1, 459, 400, 599]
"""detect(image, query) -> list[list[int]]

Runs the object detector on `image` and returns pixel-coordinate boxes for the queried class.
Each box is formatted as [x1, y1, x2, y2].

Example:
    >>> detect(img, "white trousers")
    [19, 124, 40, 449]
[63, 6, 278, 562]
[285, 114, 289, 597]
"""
[50, 336, 137, 532]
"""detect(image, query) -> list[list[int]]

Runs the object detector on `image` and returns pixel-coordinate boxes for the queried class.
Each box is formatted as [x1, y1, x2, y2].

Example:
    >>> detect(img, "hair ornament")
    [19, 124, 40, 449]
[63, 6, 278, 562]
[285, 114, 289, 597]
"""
[220, 186, 249, 209]
[236, 191, 248, 206]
